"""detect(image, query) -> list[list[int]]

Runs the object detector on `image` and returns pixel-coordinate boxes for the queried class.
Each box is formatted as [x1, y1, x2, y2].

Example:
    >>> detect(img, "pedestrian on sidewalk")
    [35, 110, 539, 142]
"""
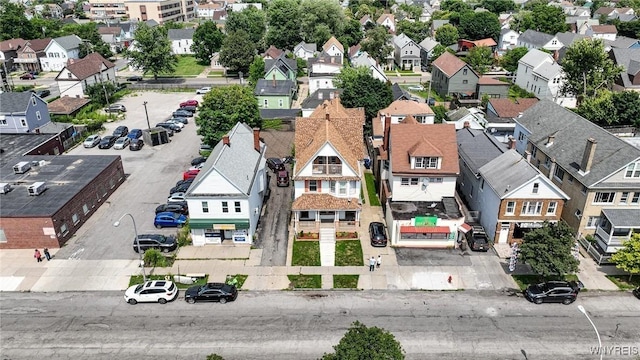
[369, 256, 376, 271]
[34, 249, 42, 262]
[43, 248, 51, 261]
[376, 255, 382, 269]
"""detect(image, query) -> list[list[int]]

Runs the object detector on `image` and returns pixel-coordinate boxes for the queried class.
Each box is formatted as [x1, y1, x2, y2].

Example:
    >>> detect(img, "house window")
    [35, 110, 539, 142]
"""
[463, 68, 467, 75]
[278, 99, 284, 108]
[593, 192, 615, 203]
[632, 192, 640, 204]
[234, 201, 241, 212]
[518, 132, 526, 141]
[72, 214, 79, 225]
[531, 146, 537, 158]
[581, 185, 588, 195]
[263, 99, 268, 107]
[338, 181, 347, 195]
[586, 216, 600, 228]
[546, 201, 557, 215]
[567, 175, 573, 183]
[553, 167, 565, 182]
[0, 119, 6, 125]
[543, 156, 551, 168]
[83, 204, 90, 214]
[620, 192, 629, 204]
[401, 178, 410, 186]
[68, 72, 72, 79]
[429, 178, 443, 183]
[222, 201, 228, 213]
[202, 201, 209, 213]
[625, 162, 640, 178]
[480, 178, 484, 189]
[463, 80, 468, 84]
[410, 178, 419, 185]
[505, 201, 515, 215]
[532, 183, 539, 194]
[60, 223, 68, 235]
[20, 119, 27, 127]
[36, 111, 41, 121]
[414, 157, 438, 169]
[0, 229, 6, 243]
[521, 201, 542, 215]
[308, 180, 318, 191]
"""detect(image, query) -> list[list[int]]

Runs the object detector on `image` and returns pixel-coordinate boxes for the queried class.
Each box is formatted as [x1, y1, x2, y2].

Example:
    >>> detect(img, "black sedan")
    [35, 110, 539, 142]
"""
[173, 110, 193, 118]
[185, 283, 238, 304]
[35, 89, 50, 98]
[191, 156, 207, 166]
[127, 75, 143, 81]
[155, 203, 188, 215]
[98, 135, 118, 149]
[170, 183, 191, 195]
[266, 157, 285, 172]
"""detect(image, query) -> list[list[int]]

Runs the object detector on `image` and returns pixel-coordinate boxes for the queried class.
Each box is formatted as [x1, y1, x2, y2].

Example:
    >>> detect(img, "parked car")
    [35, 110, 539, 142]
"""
[183, 169, 200, 181]
[155, 203, 188, 215]
[266, 157, 285, 172]
[128, 129, 143, 140]
[407, 85, 424, 91]
[35, 89, 50, 98]
[173, 109, 193, 118]
[113, 126, 129, 138]
[191, 157, 207, 166]
[113, 137, 131, 150]
[199, 144, 212, 156]
[19, 73, 36, 80]
[276, 170, 289, 187]
[196, 87, 211, 94]
[129, 138, 144, 151]
[83, 135, 101, 148]
[185, 283, 238, 304]
[189, 163, 204, 171]
[170, 182, 191, 195]
[168, 116, 188, 124]
[633, 287, 640, 299]
[154, 211, 187, 228]
[180, 100, 199, 107]
[98, 135, 117, 149]
[524, 281, 583, 305]
[179, 105, 197, 113]
[126, 75, 143, 81]
[369, 222, 388, 247]
[166, 118, 185, 128]
[427, 98, 436, 106]
[105, 104, 127, 113]
[167, 192, 187, 203]
[133, 234, 177, 253]
[156, 122, 181, 132]
[124, 280, 178, 305]
[176, 179, 194, 188]
[466, 225, 489, 252]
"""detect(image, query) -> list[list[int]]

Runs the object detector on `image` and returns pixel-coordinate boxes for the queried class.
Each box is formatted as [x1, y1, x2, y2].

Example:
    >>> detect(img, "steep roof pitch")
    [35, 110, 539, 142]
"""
[254, 79, 294, 95]
[380, 100, 434, 115]
[59, 52, 115, 81]
[518, 48, 553, 68]
[0, 92, 36, 113]
[168, 28, 195, 40]
[456, 128, 508, 173]
[265, 54, 297, 74]
[519, 29, 555, 47]
[98, 27, 122, 36]
[516, 99, 640, 187]
[390, 123, 459, 175]
[23, 38, 52, 52]
[322, 36, 344, 53]
[0, 38, 27, 52]
[431, 52, 468, 77]
[419, 37, 439, 51]
[360, 15, 371, 25]
[377, 13, 395, 25]
[300, 89, 343, 109]
[488, 98, 539, 118]
[391, 83, 411, 101]
[294, 41, 316, 53]
[263, 45, 283, 59]
[52, 35, 82, 51]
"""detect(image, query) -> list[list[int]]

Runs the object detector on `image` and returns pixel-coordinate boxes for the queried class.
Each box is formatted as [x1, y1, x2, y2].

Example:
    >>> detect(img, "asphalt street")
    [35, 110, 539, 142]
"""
[1, 291, 638, 360]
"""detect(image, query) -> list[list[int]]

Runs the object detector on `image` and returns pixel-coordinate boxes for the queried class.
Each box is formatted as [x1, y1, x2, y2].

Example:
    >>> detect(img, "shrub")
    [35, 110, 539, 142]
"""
[144, 249, 167, 267]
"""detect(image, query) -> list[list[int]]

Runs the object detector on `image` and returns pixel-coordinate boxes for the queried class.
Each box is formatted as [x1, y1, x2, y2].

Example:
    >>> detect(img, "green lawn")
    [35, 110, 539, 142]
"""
[334, 275, 359, 289]
[400, 83, 444, 101]
[511, 274, 580, 290]
[335, 240, 364, 266]
[291, 240, 321, 266]
[364, 173, 381, 206]
[606, 275, 640, 290]
[288, 274, 322, 289]
[226, 274, 248, 289]
[168, 56, 206, 77]
[207, 70, 225, 77]
[129, 274, 209, 289]
[262, 119, 283, 130]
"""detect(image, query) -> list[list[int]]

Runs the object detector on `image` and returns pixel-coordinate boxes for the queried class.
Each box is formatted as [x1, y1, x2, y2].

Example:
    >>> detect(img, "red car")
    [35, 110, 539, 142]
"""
[180, 100, 199, 107]
[183, 169, 200, 180]
[20, 73, 36, 80]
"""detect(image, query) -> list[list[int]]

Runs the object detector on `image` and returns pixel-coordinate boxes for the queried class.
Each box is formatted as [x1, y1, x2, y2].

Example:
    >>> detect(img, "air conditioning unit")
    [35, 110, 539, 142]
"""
[0, 183, 11, 194]
[27, 182, 47, 196]
[13, 161, 31, 174]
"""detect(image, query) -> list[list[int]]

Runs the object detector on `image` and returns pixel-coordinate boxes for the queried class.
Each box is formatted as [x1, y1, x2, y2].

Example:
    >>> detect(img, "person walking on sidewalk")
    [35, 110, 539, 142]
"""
[376, 255, 382, 269]
[369, 256, 376, 271]
[34, 249, 42, 262]
[43, 248, 51, 261]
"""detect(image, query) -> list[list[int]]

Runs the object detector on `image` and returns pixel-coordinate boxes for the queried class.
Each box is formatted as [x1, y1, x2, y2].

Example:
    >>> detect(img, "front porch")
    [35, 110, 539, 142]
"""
[293, 210, 360, 232]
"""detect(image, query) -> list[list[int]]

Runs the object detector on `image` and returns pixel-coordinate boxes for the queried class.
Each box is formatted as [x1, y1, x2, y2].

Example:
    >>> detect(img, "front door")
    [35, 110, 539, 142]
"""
[498, 223, 510, 244]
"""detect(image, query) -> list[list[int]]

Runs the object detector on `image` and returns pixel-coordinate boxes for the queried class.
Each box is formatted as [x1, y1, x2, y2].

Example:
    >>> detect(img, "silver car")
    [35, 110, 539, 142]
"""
[113, 137, 131, 150]
[83, 135, 101, 148]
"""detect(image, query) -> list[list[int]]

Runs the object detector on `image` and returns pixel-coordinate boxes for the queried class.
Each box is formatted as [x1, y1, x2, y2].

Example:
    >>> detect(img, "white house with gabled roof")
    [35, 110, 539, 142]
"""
[40, 35, 82, 72]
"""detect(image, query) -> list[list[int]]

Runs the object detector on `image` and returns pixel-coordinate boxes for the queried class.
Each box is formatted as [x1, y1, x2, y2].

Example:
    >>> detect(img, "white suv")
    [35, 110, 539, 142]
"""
[124, 280, 178, 305]
[196, 87, 211, 94]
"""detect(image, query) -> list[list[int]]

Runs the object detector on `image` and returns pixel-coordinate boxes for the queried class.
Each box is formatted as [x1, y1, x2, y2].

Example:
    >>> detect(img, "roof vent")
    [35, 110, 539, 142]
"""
[27, 182, 47, 196]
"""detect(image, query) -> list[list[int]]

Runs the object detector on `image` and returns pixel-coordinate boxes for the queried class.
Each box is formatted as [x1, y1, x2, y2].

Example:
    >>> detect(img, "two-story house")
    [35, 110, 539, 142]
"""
[513, 100, 640, 260]
[383, 122, 463, 247]
[168, 28, 195, 55]
[498, 28, 520, 55]
[264, 54, 297, 82]
[308, 52, 342, 94]
[517, 29, 563, 52]
[291, 98, 365, 233]
[457, 128, 569, 244]
[40, 35, 82, 72]
[609, 48, 640, 92]
[0, 38, 27, 73]
[586, 25, 618, 41]
[377, 13, 396, 33]
[98, 26, 125, 53]
[393, 33, 421, 70]
[262, 45, 284, 60]
[185, 123, 267, 245]
[485, 98, 539, 143]
[294, 41, 317, 60]
[14, 38, 51, 73]
[55, 53, 117, 99]
[0, 92, 51, 134]
[430, 52, 479, 98]
[350, 52, 387, 82]
[301, 89, 342, 117]
[254, 77, 296, 109]
[322, 36, 344, 64]
[514, 49, 575, 108]
[418, 36, 440, 65]
[593, 7, 636, 22]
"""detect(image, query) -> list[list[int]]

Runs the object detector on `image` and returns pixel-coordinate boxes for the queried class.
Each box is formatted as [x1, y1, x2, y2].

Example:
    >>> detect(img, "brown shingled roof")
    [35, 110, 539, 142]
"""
[23, 38, 52, 52]
[323, 36, 344, 53]
[478, 76, 509, 85]
[379, 100, 434, 116]
[292, 193, 362, 210]
[488, 98, 538, 118]
[263, 45, 283, 59]
[431, 52, 469, 78]
[47, 96, 91, 115]
[390, 123, 459, 175]
[98, 27, 122, 35]
[0, 38, 27, 52]
[590, 25, 617, 34]
[60, 53, 115, 81]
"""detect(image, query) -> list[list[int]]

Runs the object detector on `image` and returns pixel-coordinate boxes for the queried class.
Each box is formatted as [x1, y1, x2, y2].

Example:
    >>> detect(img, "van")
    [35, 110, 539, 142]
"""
[276, 170, 289, 187]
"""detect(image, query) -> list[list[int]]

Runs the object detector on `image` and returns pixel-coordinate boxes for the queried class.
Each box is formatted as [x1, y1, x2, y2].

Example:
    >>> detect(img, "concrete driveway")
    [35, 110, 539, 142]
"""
[55, 91, 206, 260]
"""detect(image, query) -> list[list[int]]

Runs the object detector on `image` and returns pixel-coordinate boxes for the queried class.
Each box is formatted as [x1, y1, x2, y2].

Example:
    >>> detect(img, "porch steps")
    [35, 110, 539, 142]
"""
[319, 228, 336, 267]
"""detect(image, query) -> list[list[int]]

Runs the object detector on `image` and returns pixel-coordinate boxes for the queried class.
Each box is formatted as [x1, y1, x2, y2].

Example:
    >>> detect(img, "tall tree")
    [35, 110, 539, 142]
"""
[480, 0, 516, 13]
[321, 321, 405, 360]
[300, 0, 345, 45]
[435, 24, 459, 46]
[126, 23, 177, 80]
[361, 25, 393, 67]
[58, 22, 112, 58]
[466, 46, 493, 74]
[500, 47, 528, 73]
[512, 4, 568, 34]
[561, 38, 623, 102]
[396, 20, 430, 43]
[430, 43, 455, 62]
[458, 11, 501, 41]
[440, 0, 472, 13]
[219, 30, 257, 74]
[518, 221, 580, 278]
[574, 92, 617, 125]
[0, 1, 37, 40]
[611, 234, 640, 281]
[338, 18, 364, 48]
[334, 66, 393, 126]
[248, 55, 265, 87]
[196, 85, 261, 147]
[611, 91, 640, 127]
[225, 5, 266, 51]
[191, 21, 225, 64]
[266, 0, 302, 50]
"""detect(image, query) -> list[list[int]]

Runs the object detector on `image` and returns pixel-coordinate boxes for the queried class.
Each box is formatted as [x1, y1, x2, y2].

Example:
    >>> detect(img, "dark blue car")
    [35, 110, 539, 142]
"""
[154, 212, 187, 229]
[128, 129, 143, 140]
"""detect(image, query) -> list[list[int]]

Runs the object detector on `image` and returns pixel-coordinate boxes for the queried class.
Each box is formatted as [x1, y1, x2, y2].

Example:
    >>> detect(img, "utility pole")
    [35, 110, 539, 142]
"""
[143, 101, 151, 130]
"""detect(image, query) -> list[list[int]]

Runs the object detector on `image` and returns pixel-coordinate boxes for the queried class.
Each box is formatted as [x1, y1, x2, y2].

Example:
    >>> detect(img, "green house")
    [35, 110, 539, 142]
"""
[264, 54, 298, 81]
[254, 79, 296, 109]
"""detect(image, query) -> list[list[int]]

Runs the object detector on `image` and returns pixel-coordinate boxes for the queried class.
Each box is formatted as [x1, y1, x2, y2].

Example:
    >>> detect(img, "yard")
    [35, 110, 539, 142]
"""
[364, 173, 381, 206]
[333, 275, 359, 289]
[606, 275, 640, 290]
[160, 55, 206, 77]
[288, 274, 322, 289]
[334, 240, 363, 266]
[291, 240, 321, 266]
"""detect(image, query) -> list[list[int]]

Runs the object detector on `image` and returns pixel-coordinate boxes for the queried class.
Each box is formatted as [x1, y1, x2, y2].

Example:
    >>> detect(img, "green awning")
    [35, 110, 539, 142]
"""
[189, 218, 250, 230]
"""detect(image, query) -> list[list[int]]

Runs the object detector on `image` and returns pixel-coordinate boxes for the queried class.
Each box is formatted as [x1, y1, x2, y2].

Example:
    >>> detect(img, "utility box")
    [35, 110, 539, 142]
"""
[13, 161, 31, 174]
[0, 183, 11, 194]
[27, 182, 47, 196]
[142, 127, 170, 147]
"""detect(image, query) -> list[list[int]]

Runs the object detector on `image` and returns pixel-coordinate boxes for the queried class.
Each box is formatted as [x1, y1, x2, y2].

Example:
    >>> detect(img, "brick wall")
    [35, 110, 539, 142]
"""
[0, 217, 59, 249]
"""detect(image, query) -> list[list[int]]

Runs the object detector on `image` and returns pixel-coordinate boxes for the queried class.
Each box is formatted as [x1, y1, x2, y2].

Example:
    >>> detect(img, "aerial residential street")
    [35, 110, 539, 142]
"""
[1, 291, 639, 360]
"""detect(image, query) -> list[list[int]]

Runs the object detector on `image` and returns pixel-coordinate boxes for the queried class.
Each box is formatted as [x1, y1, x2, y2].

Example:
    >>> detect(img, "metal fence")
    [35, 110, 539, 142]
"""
[577, 236, 612, 265]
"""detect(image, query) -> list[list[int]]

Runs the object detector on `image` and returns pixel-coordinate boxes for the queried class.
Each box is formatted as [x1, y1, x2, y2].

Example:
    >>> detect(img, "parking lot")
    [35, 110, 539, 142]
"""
[395, 247, 494, 266]
[55, 92, 206, 260]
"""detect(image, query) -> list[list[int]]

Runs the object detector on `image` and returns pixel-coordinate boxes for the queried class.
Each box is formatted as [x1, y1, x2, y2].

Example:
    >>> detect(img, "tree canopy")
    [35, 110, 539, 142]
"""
[265, 0, 302, 50]
[512, 4, 569, 34]
[225, 6, 266, 51]
[441, 0, 472, 13]
[360, 26, 393, 67]
[0, 1, 37, 40]
[575, 90, 640, 127]
[397, 20, 430, 43]
[458, 11, 501, 41]
[191, 21, 225, 64]
[196, 85, 262, 147]
[500, 47, 528, 73]
[518, 221, 580, 278]
[321, 321, 405, 360]
[466, 46, 493, 74]
[480, 0, 516, 13]
[338, 18, 364, 49]
[126, 23, 177, 80]
[300, 0, 345, 45]
[611, 234, 640, 281]
[435, 24, 459, 46]
[59, 22, 113, 58]
[248, 56, 265, 87]
[219, 30, 257, 74]
[334, 66, 393, 127]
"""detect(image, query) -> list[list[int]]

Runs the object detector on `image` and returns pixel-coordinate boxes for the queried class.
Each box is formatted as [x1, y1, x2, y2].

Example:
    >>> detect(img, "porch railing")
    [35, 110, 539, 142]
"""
[577, 236, 612, 265]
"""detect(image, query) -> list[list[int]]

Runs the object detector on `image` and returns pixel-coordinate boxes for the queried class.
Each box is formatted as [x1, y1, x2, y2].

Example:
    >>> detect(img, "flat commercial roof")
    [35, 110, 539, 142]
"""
[0, 134, 57, 167]
[0, 155, 121, 217]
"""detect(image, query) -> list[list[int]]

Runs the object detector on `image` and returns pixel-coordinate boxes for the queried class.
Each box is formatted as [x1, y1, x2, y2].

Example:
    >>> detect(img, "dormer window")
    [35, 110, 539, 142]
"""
[414, 157, 438, 169]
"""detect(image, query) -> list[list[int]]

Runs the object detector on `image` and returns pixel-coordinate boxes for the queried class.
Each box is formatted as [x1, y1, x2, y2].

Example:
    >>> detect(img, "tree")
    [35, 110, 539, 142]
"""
[398, 4, 423, 19]
[361, 26, 393, 67]
[518, 221, 580, 278]
[219, 30, 257, 74]
[500, 47, 528, 73]
[338, 18, 364, 49]
[163, 21, 185, 30]
[611, 234, 640, 281]
[0, 1, 37, 40]
[206, 355, 225, 360]
[617, 20, 640, 39]
[58, 22, 113, 59]
[321, 321, 405, 360]
[300, 0, 345, 45]
[225, 5, 266, 51]
[248, 56, 265, 87]
[84, 82, 117, 106]
[561, 38, 623, 102]
[458, 11, 501, 41]
[196, 85, 262, 147]
[266, 0, 302, 50]
[430, 44, 455, 62]
[126, 23, 177, 80]
[611, 91, 640, 127]
[574, 92, 617, 125]
[512, 4, 568, 34]
[466, 46, 493, 74]
[435, 24, 459, 46]
[334, 66, 393, 124]
[441, 0, 472, 13]
[396, 20, 430, 43]
[480, 0, 515, 13]
[191, 21, 225, 64]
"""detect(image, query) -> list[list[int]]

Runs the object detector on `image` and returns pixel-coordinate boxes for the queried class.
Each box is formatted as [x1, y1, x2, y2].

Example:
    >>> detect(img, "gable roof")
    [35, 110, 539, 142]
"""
[555, 31, 589, 47]
[380, 99, 434, 116]
[516, 99, 640, 187]
[47, 96, 91, 115]
[348, 43, 361, 58]
[456, 127, 508, 173]
[263, 45, 283, 59]
[0, 38, 27, 52]
[265, 54, 297, 75]
[301, 89, 343, 109]
[419, 37, 439, 52]
[360, 15, 371, 24]
[23, 38, 52, 52]
[323, 36, 344, 53]
[518, 48, 553, 68]
[590, 24, 617, 34]
[488, 98, 539, 118]
[478, 76, 509, 85]
[59, 52, 115, 81]
[294, 41, 317, 53]
[0, 92, 36, 113]
[393, 33, 415, 48]
[390, 123, 459, 175]
[519, 29, 555, 47]
[610, 48, 640, 88]
[98, 27, 122, 36]
[391, 83, 411, 101]
[52, 35, 82, 51]
[254, 79, 295, 95]
[606, 36, 640, 49]
[432, 52, 469, 77]
[377, 13, 395, 25]
[168, 29, 195, 40]
[594, 6, 615, 15]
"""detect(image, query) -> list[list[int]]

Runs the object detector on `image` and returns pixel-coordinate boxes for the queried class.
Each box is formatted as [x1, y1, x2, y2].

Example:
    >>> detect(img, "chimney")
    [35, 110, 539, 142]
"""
[383, 114, 391, 151]
[508, 135, 516, 149]
[325, 113, 330, 121]
[253, 128, 260, 152]
[580, 138, 597, 173]
[463, 121, 470, 128]
[272, 74, 276, 87]
[525, 150, 531, 162]
[222, 135, 229, 146]
[318, 92, 323, 100]
[329, 92, 334, 99]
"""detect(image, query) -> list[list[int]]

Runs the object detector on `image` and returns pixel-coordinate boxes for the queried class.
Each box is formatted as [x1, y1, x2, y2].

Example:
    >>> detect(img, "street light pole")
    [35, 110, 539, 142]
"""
[113, 213, 147, 282]
[578, 305, 603, 360]
[143, 101, 151, 130]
